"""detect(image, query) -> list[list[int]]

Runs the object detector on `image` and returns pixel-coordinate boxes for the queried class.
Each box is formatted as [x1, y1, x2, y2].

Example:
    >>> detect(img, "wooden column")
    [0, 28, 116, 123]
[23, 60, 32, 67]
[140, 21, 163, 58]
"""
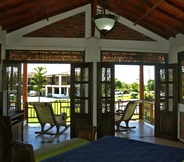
[139, 65, 144, 119]
[23, 64, 28, 121]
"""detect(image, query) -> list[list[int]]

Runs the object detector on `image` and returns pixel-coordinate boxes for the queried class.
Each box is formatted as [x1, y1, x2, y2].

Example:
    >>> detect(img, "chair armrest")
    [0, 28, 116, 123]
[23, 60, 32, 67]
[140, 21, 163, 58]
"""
[115, 110, 124, 115]
[55, 112, 68, 120]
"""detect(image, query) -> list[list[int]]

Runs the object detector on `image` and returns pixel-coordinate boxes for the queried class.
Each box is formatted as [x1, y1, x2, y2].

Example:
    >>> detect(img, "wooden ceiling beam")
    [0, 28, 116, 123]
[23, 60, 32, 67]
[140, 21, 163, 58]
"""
[165, 0, 184, 12]
[0, 6, 44, 26]
[110, 0, 173, 39]
[0, 0, 38, 15]
[142, 0, 184, 34]
[109, 2, 170, 39]
[3, 1, 90, 33]
[3, 14, 44, 33]
[37, 0, 49, 21]
[126, 1, 179, 35]
[117, 0, 178, 34]
[134, 0, 165, 25]
[1, 0, 89, 32]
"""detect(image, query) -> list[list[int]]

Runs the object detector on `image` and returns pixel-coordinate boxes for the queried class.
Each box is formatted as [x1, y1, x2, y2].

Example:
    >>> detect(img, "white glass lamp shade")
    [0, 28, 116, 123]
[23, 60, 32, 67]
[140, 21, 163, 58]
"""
[92, 14, 117, 35]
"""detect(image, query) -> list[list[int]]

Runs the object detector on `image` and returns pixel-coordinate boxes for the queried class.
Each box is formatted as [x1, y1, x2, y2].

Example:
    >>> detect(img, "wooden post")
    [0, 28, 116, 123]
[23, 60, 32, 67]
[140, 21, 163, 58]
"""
[23, 64, 28, 121]
[150, 103, 153, 124]
[139, 65, 144, 119]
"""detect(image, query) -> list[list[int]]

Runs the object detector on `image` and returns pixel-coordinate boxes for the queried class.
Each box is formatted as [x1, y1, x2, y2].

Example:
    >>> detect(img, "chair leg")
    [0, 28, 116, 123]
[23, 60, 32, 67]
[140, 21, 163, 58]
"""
[125, 120, 136, 129]
[125, 120, 129, 128]
[56, 126, 60, 134]
[35, 124, 55, 134]
[115, 120, 136, 132]
[41, 124, 46, 132]
[117, 125, 120, 131]
[114, 123, 120, 132]
[54, 124, 70, 135]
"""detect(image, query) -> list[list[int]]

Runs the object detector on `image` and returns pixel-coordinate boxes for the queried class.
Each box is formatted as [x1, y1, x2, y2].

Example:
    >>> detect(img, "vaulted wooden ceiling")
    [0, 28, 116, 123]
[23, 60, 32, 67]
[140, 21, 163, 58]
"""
[0, 0, 184, 40]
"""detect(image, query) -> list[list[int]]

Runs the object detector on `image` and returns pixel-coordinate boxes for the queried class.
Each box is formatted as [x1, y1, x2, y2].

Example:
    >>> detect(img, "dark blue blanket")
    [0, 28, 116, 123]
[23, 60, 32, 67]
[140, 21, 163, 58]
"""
[41, 136, 184, 162]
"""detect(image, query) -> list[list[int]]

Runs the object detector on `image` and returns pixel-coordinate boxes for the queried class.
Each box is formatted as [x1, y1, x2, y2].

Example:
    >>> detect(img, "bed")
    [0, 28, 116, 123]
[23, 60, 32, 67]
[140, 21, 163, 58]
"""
[41, 135, 184, 162]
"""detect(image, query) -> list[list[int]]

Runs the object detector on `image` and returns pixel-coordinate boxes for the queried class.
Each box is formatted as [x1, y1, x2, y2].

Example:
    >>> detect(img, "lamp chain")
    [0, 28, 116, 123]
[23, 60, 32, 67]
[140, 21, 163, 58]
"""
[101, 0, 108, 14]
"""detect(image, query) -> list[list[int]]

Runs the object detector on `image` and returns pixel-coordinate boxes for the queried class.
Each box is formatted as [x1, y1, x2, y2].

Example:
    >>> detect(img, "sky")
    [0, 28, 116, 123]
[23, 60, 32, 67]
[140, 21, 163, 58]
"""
[26, 64, 70, 74]
[25, 64, 154, 84]
[115, 65, 154, 84]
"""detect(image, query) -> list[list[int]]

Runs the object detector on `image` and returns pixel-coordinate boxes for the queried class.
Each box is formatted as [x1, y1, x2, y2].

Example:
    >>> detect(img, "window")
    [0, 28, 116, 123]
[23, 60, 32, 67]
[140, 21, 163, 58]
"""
[56, 77, 59, 82]
[54, 88, 59, 94]
[62, 76, 67, 82]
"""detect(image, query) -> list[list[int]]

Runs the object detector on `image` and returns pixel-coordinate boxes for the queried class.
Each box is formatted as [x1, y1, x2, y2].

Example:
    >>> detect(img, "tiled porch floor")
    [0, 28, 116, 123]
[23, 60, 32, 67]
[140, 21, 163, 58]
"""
[23, 120, 184, 150]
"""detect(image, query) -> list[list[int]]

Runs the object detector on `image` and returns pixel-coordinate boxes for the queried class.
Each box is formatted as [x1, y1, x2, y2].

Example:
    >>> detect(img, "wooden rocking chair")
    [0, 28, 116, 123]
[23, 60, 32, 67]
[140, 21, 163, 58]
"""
[115, 100, 140, 131]
[31, 102, 70, 135]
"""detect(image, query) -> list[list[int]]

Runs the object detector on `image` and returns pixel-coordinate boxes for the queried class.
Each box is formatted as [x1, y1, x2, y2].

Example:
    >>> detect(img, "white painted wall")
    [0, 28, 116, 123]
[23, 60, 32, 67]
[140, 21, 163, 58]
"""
[100, 16, 169, 53]
[85, 37, 101, 127]
[169, 34, 184, 63]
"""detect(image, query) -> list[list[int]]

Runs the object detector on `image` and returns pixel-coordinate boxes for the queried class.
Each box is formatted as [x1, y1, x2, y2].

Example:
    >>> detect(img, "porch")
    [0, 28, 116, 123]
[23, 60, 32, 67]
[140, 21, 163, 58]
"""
[23, 120, 184, 151]
[26, 100, 154, 125]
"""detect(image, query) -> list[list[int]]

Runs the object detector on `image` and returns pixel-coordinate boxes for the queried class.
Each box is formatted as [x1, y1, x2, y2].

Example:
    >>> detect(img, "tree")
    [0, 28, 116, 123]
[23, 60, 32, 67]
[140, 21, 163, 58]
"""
[121, 82, 130, 94]
[115, 78, 122, 90]
[30, 67, 47, 102]
[131, 82, 139, 92]
[147, 79, 154, 91]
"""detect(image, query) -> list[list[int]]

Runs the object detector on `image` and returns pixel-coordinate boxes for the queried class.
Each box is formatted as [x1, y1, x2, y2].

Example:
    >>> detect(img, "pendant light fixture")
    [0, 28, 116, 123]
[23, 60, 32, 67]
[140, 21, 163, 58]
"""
[92, 0, 119, 35]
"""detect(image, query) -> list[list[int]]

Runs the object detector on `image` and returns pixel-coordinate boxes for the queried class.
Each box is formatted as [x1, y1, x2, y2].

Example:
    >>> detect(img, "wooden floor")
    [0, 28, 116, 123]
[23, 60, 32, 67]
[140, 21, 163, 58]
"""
[23, 120, 184, 151]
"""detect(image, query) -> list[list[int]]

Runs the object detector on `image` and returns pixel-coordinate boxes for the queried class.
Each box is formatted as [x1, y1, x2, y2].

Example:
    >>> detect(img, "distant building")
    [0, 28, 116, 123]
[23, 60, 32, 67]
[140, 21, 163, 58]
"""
[25, 71, 70, 98]
[44, 71, 70, 98]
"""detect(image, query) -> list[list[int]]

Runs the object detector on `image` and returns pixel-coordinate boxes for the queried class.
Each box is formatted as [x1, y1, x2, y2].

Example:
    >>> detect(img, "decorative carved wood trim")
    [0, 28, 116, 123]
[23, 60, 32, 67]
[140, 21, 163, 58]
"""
[6, 50, 167, 64]
[6, 50, 84, 63]
[101, 51, 167, 64]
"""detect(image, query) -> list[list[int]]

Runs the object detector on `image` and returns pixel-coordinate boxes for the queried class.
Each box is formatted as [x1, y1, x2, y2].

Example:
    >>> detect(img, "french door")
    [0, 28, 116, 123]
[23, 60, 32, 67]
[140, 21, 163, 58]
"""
[70, 62, 93, 138]
[2, 62, 22, 114]
[97, 62, 115, 138]
[155, 64, 178, 140]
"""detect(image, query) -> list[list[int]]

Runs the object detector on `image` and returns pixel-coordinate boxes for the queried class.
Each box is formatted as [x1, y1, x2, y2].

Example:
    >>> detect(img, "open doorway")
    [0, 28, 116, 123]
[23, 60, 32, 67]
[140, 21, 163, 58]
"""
[22, 63, 71, 101]
[114, 65, 155, 136]
[22, 63, 71, 125]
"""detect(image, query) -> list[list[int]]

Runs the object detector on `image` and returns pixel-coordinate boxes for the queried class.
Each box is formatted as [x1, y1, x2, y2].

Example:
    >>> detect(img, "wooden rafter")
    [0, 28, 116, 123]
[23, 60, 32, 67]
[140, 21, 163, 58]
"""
[109, 0, 171, 39]
[37, 0, 49, 21]
[165, 0, 184, 12]
[0, 0, 37, 15]
[113, 0, 177, 35]
[134, 0, 165, 25]
[142, 0, 184, 34]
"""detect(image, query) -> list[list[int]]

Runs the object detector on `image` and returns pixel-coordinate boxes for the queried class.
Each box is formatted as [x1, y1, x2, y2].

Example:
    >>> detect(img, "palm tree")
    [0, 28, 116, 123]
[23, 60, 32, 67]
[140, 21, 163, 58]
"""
[30, 67, 47, 102]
